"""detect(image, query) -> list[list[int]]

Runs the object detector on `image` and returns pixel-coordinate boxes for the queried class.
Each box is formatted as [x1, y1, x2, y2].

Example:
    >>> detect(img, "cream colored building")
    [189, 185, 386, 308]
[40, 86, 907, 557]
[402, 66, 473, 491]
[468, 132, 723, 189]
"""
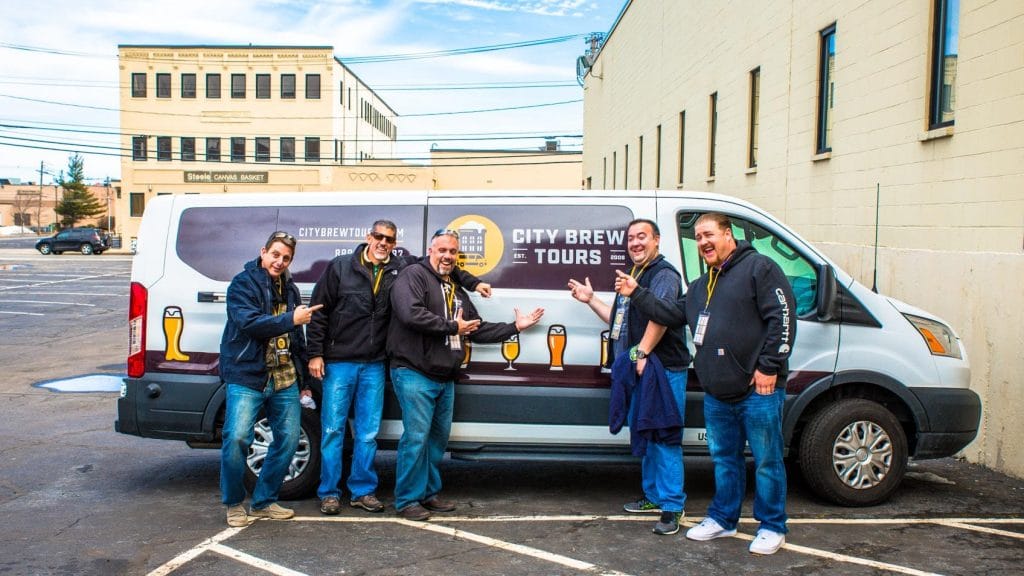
[582, 0, 1023, 477]
[0, 182, 120, 232]
[117, 45, 581, 245]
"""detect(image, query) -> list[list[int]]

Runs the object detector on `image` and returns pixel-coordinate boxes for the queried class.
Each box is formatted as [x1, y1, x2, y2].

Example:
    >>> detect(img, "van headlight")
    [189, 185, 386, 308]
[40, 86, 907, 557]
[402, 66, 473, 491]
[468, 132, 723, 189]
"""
[904, 314, 962, 359]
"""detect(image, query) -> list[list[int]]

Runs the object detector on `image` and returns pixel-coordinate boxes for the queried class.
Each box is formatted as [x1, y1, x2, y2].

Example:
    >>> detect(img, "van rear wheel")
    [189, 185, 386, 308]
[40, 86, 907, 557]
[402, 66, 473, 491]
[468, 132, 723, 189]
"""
[243, 405, 321, 500]
[798, 398, 907, 506]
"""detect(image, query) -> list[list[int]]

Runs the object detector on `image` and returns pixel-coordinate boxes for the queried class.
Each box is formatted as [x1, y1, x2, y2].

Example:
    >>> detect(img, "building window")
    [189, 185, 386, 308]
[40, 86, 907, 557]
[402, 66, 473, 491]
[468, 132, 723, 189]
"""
[231, 74, 245, 98]
[206, 138, 221, 162]
[709, 93, 718, 177]
[930, 0, 959, 128]
[348, 87, 352, 109]
[817, 24, 836, 153]
[655, 125, 662, 188]
[638, 136, 644, 189]
[231, 137, 246, 162]
[130, 193, 146, 217]
[156, 136, 172, 161]
[181, 73, 196, 98]
[602, 157, 607, 189]
[678, 111, 686, 185]
[156, 73, 171, 98]
[255, 137, 270, 162]
[180, 137, 195, 161]
[612, 151, 617, 189]
[304, 137, 320, 162]
[132, 136, 147, 161]
[131, 73, 146, 97]
[339, 81, 344, 104]
[280, 137, 295, 162]
[255, 74, 271, 99]
[624, 145, 629, 190]
[206, 74, 221, 98]
[749, 67, 760, 169]
[305, 74, 321, 99]
[281, 74, 295, 99]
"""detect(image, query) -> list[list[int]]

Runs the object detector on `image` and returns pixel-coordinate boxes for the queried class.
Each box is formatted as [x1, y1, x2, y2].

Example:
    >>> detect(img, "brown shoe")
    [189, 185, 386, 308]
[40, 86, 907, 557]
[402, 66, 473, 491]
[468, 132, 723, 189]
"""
[397, 503, 431, 521]
[350, 494, 385, 513]
[421, 495, 456, 512]
[320, 496, 341, 515]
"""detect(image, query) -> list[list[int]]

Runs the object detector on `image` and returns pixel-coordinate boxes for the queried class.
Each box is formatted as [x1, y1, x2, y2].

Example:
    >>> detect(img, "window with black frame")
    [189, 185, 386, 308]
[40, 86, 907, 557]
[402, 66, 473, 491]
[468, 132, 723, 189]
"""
[817, 25, 836, 154]
[930, 0, 959, 128]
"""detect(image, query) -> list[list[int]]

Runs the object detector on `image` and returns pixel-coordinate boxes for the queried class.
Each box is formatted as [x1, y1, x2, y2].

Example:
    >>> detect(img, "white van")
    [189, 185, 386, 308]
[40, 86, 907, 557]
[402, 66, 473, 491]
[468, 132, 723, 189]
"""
[116, 190, 980, 506]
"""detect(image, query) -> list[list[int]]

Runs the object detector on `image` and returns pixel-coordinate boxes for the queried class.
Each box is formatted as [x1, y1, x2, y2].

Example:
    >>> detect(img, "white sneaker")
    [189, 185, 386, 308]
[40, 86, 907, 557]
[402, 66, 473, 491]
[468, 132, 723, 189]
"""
[685, 517, 737, 541]
[749, 529, 786, 555]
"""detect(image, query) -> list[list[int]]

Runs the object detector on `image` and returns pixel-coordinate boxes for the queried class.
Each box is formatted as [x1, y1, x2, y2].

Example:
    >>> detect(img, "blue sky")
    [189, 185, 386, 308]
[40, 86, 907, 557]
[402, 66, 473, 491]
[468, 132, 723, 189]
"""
[0, 0, 623, 183]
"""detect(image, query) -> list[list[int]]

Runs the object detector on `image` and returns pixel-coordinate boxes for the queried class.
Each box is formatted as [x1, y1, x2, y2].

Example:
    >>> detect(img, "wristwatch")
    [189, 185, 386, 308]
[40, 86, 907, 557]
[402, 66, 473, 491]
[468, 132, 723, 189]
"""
[636, 349, 649, 360]
[629, 346, 649, 361]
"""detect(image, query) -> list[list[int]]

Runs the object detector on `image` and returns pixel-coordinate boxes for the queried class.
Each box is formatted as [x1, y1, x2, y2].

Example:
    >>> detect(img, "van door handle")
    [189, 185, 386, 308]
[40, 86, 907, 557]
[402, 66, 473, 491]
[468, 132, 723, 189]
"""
[197, 291, 227, 303]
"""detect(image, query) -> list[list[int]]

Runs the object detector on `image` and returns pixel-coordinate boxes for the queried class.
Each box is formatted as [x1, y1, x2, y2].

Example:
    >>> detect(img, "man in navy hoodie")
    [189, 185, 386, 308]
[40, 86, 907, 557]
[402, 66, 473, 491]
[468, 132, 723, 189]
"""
[219, 231, 322, 527]
[683, 213, 796, 555]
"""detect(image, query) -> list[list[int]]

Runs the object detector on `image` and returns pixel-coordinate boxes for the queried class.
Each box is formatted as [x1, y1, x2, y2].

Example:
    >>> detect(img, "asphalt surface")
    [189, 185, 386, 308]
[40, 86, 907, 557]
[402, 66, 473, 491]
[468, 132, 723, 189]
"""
[0, 248, 1022, 575]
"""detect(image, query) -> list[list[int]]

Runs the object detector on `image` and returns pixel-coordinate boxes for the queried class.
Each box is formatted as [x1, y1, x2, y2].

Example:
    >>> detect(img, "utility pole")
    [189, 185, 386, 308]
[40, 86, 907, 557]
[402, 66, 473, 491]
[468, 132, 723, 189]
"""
[38, 161, 45, 230]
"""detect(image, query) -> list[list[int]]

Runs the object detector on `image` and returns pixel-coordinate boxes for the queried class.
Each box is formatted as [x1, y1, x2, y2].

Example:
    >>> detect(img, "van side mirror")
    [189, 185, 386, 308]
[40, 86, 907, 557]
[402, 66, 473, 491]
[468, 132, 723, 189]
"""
[816, 263, 838, 322]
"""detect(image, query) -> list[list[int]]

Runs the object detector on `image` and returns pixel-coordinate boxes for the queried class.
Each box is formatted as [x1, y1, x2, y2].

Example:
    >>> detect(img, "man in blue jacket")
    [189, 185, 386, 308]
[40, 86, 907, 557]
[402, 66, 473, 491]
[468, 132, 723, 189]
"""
[568, 219, 691, 536]
[683, 213, 796, 555]
[219, 231, 322, 527]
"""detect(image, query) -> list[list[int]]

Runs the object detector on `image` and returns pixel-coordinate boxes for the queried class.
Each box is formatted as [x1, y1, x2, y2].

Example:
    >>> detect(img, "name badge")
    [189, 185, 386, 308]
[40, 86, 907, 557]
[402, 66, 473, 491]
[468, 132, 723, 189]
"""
[693, 312, 710, 346]
[449, 334, 462, 351]
[610, 296, 628, 340]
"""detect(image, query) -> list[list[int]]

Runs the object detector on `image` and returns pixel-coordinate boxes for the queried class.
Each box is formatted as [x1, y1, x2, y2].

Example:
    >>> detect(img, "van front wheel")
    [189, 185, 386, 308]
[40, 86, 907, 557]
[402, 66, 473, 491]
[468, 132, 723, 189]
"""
[798, 398, 907, 506]
[243, 406, 321, 500]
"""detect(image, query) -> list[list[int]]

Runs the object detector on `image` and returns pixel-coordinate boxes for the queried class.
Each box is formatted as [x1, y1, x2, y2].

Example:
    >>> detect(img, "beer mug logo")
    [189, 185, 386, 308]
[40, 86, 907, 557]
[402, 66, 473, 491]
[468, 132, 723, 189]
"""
[547, 325, 566, 371]
[600, 330, 610, 373]
[501, 334, 520, 371]
[163, 306, 190, 362]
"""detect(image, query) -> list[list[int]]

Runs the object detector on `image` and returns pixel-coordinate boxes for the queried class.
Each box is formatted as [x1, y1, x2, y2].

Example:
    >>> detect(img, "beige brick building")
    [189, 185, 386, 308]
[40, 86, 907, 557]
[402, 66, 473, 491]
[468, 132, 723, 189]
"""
[0, 182, 120, 233]
[117, 45, 581, 246]
[582, 0, 1023, 477]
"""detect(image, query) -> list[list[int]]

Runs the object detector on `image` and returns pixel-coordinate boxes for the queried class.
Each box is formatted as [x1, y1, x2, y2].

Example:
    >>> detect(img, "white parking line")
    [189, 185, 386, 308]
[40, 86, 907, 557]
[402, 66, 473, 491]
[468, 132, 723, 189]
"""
[933, 520, 1024, 540]
[0, 299, 96, 306]
[146, 527, 246, 576]
[0, 310, 44, 316]
[0, 272, 125, 292]
[208, 543, 309, 576]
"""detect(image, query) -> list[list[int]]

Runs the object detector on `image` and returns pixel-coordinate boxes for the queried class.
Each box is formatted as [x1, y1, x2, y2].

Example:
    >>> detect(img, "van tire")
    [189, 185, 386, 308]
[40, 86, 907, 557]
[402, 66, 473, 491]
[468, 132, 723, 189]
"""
[243, 406, 322, 500]
[798, 398, 907, 507]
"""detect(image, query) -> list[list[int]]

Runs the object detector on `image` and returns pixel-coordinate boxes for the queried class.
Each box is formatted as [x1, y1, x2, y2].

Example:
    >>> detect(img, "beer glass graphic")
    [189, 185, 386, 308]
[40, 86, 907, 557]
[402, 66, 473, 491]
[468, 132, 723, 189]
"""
[547, 325, 566, 371]
[163, 306, 190, 361]
[501, 334, 520, 371]
[461, 339, 472, 369]
[600, 330, 611, 373]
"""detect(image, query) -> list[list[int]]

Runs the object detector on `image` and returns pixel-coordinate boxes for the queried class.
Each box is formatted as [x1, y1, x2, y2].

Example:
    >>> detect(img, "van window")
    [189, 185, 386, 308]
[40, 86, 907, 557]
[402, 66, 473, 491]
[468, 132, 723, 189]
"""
[677, 212, 818, 317]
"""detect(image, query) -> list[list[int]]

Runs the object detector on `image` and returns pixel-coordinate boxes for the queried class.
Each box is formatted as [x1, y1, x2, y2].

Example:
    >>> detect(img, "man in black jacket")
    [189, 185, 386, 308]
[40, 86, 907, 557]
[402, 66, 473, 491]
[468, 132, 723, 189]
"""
[568, 219, 690, 536]
[306, 220, 488, 516]
[682, 213, 796, 555]
[386, 229, 543, 521]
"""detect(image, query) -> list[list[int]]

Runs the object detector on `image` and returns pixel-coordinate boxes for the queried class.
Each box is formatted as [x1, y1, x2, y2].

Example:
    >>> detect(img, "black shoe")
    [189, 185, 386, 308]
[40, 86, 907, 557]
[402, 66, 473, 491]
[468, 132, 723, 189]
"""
[397, 503, 431, 521]
[421, 495, 457, 512]
[653, 511, 683, 535]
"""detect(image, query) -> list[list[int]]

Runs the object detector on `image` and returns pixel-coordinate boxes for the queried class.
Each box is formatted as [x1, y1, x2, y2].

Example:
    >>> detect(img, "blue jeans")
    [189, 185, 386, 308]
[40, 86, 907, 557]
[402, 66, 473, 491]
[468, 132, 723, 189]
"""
[390, 367, 454, 511]
[220, 382, 301, 510]
[633, 368, 687, 513]
[318, 360, 385, 500]
[704, 388, 788, 534]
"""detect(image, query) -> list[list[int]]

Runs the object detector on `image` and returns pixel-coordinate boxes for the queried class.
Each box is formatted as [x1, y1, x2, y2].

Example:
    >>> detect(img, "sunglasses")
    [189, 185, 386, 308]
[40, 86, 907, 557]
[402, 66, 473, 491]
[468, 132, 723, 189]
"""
[267, 230, 296, 248]
[432, 228, 460, 239]
[370, 231, 397, 244]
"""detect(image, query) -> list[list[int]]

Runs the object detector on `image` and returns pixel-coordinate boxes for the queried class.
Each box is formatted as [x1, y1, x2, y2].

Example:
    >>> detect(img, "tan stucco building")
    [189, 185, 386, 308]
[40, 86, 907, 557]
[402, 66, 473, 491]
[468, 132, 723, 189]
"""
[581, 0, 1024, 477]
[0, 181, 120, 233]
[116, 45, 581, 246]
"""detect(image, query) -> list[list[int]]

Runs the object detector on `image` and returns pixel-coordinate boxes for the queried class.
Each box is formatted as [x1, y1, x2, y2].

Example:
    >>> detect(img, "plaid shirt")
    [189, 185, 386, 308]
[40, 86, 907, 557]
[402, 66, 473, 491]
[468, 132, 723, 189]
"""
[265, 281, 298, 391]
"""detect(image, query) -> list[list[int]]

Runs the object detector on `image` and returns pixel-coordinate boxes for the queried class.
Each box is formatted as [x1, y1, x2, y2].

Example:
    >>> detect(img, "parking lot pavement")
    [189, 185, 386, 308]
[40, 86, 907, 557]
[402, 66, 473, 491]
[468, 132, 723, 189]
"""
[1, 248, 1022, 575]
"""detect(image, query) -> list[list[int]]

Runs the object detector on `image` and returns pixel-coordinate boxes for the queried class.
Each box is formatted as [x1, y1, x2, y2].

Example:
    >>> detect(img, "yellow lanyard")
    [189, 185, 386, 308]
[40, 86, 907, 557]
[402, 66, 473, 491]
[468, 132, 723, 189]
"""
[444, 279, 456, 316]
[361, 253, 385, 295]
[629, 260, 650, 280]
[705, 267, 722, 310]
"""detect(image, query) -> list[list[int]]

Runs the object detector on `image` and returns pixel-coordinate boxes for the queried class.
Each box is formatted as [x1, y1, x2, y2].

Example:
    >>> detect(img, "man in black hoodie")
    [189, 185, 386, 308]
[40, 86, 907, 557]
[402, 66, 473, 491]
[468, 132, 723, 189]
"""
[682, 213, 796, 555]
[386, 229, 543, 521]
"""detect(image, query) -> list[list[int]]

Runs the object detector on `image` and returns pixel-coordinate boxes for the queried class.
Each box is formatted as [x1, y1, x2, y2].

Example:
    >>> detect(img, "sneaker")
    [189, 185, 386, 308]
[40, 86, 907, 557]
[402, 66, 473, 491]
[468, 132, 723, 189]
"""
[397, 503, 431, 522]
[623, 497, 661, 514]
[320, 496, 341, 515]
[421, 495, 456, 512]
[350, 494, 385, 513]
[685, 517, 737, 541]
[249, 502, 294, 520]
[226, 504, 253, 527]
[652, 511, 683, 535]
[749, 529, 786, 555]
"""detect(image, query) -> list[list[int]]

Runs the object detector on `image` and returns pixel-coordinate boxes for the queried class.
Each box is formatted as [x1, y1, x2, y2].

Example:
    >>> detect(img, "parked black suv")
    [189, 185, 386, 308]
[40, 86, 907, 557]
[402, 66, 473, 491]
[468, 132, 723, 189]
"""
[35, 228, 111, 255]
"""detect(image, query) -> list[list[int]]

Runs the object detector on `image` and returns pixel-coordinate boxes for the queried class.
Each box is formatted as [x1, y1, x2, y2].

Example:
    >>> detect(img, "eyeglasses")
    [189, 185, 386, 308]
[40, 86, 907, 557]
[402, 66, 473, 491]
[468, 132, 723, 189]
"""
[370, 231, 397, 244]
[432, 228, 460, 239]
[267, 231, 296, 248]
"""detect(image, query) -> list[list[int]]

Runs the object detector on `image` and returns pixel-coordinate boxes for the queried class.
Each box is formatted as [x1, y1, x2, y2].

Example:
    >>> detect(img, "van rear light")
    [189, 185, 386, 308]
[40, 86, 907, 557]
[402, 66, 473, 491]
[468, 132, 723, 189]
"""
[128, 282, 147, 378]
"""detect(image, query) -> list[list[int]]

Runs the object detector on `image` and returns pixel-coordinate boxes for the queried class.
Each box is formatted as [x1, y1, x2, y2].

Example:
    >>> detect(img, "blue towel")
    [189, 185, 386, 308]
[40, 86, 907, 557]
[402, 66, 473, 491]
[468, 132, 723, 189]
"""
[609, 350, 683, 456]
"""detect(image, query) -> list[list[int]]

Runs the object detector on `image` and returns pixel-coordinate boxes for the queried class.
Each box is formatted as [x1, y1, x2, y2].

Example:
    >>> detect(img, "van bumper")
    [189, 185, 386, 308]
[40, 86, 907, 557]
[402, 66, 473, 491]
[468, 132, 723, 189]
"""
[115, 375, 223, 442]
[910, 387, 982, 459]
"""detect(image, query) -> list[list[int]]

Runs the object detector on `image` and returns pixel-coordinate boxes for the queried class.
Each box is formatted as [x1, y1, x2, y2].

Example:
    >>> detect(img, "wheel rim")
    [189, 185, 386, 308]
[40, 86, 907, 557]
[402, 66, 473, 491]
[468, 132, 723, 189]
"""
[832, 420, 893, 489]
[81, 244, 92, 255]
[40, 245, 51, 254]
[246, 418, 310, 483]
